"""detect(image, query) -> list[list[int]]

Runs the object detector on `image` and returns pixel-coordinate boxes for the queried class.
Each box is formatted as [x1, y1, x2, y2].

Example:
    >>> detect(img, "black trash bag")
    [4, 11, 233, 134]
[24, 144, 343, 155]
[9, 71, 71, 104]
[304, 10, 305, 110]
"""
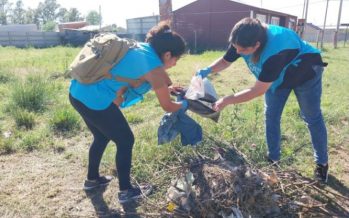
[172, 89, 220, 122]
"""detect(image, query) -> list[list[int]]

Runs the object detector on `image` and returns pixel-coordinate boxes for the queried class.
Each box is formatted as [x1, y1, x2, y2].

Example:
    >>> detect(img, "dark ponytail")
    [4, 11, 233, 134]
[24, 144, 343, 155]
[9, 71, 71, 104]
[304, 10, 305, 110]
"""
[229, 17, 267, 63]
[145, 21, 186, 59]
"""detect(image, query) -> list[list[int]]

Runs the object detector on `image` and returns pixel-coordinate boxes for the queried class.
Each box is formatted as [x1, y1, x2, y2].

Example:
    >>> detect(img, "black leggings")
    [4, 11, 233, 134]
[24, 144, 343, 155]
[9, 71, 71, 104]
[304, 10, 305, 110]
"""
[69, 94, 134, 190]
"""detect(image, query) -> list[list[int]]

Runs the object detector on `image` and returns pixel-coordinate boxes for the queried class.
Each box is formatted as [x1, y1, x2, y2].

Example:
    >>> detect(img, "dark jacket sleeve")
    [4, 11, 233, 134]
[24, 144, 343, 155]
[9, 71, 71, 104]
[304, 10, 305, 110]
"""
[223, 44, 241, 63]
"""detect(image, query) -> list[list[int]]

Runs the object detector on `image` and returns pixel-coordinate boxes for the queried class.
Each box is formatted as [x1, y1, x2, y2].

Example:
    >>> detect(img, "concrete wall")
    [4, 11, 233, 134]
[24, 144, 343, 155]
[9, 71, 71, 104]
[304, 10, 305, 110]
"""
[127, 16, 160, 34]
[0, 31, 61, 48]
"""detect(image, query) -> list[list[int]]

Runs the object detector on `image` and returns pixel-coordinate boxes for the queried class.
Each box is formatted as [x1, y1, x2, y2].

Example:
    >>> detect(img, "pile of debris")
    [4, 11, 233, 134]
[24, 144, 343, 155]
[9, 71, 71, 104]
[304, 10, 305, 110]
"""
[166, 160, 282, 217]
[163, 147, 349, 217]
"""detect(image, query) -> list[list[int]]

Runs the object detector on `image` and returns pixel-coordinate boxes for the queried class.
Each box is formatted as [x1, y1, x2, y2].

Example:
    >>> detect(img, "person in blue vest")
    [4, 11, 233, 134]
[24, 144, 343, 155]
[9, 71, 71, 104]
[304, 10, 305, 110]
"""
[197, 17, 329, 182]
[69, 22, 188, 203]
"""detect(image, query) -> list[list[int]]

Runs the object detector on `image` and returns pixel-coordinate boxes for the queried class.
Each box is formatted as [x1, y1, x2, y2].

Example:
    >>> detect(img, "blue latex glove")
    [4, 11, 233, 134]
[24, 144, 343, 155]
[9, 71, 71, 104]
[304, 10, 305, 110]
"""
[196, 67, 212, 78]
[179, 99, 188, 112]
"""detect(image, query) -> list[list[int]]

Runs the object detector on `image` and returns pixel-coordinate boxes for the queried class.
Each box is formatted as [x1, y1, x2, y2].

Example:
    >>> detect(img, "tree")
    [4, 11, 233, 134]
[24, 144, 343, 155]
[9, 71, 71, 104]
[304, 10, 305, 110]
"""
[86, 10, 100, 25]
[12, 0, 25, 24]
[42, 20, 56, 31]
[24, 8, 34, 24]
[0, 0, 12, 25]
[66, 8, 82, 22]
[56, 7, 68, 22]
[36, 0, 60, 24]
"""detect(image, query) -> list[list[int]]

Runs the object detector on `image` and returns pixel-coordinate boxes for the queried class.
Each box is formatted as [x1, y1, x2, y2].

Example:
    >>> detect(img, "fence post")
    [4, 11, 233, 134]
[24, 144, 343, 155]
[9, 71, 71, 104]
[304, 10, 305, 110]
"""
[316, 30, 321, 48]
[344, 26, 348, 47]
[7, 32, 11, 46]
[43, 32, 46, 47]
[26, 32, 30, 47]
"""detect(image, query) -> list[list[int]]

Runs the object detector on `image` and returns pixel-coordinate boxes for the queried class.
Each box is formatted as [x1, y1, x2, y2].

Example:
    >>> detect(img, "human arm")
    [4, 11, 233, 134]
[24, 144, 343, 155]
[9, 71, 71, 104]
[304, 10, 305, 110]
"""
[213, 80, 272, 111]
[144, 67, 186, 112]
[197, 44, 239, 78]
[209, 57, 233, 74]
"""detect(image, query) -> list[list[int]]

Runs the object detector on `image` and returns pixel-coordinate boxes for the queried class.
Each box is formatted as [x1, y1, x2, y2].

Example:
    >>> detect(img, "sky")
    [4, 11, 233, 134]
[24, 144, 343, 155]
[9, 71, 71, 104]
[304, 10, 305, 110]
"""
[16, 0, 349, 28]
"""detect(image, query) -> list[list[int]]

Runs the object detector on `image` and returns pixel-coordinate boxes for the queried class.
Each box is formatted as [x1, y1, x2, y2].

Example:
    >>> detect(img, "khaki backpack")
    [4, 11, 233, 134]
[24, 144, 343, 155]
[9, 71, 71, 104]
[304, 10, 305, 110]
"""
[68, 33, 138, 84]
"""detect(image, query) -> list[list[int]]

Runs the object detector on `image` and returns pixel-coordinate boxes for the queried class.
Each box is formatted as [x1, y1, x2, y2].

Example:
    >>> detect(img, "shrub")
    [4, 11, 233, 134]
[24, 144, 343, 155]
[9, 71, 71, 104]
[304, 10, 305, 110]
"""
[50, 105, 80, 133]
[10, 75, 50, 112]
[0, 137, 15, 154]
[19, 133, 42, 152]
[12, 109, 36, 129]
[0, 70, 13, 83]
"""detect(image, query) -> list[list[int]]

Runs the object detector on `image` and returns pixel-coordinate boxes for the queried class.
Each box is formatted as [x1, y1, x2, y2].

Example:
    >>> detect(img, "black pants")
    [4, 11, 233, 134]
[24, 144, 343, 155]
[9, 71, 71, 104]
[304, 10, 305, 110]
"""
[69, 94, 134, 190]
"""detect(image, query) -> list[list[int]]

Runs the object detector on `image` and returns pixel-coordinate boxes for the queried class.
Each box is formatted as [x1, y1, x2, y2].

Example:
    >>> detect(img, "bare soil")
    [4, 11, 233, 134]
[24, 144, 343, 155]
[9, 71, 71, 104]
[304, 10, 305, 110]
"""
[0, 141, 126, 218]
[1, 139, 348, 217]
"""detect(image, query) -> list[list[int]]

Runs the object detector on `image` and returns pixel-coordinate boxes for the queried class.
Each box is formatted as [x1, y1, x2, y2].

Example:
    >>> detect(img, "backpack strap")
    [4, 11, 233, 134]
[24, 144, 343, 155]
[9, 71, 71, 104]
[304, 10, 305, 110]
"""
[103, 72, 145, 88]
[103, 72, 147, 107]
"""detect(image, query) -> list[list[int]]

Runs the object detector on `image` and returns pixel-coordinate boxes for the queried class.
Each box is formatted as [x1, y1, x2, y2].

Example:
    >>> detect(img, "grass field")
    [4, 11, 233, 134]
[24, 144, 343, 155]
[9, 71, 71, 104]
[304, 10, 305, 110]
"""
[0, 44, 348, 216]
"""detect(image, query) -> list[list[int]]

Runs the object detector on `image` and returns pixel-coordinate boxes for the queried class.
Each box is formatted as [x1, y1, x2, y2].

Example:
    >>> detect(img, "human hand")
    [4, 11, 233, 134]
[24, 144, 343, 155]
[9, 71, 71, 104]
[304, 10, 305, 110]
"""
[169, 85, 184, 95]
[213, 97, 227, 111]
[196, 67, 212, 79]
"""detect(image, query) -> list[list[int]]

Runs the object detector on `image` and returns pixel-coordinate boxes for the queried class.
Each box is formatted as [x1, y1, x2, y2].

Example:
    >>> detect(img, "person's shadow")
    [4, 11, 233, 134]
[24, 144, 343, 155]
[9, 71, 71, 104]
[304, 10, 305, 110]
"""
[84, 186, 121, 218]
[121, 201, 142, 218]
[324, 175, 349, 216]
[85, 186, 142, 218]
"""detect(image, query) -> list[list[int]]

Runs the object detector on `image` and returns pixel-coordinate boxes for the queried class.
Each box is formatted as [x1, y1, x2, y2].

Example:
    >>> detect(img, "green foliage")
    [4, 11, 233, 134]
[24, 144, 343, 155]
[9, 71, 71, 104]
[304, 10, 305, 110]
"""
[36, 0, 60, 24]
[0, 137, 15, 154]
[11, 109, 36, 129]
[10, 75, 51, 113]
[125, 113, 144, 125]
[50, 105, 80, 133]
[86, 10, 101, 25]
[19, 132, 42, 151]
[0, 69, 13, 83]
[12, 0, 26, 24]
[65, 8, 83, 22]
[42, 20, 56, 31]
[0, 45, 348, 187]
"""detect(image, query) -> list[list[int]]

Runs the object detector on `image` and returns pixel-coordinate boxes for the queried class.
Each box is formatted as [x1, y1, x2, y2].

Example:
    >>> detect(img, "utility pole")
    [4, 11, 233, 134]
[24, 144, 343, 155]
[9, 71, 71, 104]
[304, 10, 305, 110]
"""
[304, 0, 309, 32]
[321, 0, 329, 49]
[301, 0, 309, 39]
[302, 0, 306, 18]
[334, 0, 344, 48]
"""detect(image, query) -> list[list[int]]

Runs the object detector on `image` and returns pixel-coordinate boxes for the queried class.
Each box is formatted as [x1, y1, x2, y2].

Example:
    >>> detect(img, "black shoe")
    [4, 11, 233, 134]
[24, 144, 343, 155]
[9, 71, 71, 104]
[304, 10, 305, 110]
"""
[83, 175, 113, 190]
[268, 158, 280, 166]
[118, 184, 153, 204]
[314, 164, 328, 183]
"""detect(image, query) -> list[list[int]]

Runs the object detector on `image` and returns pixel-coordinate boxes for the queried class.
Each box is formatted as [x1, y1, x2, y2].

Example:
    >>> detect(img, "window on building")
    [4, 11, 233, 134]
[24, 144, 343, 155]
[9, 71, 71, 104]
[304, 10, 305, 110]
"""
[271, 16, 280, 25]
[256, 14, 267, 23]
[289, 18, 296, 30]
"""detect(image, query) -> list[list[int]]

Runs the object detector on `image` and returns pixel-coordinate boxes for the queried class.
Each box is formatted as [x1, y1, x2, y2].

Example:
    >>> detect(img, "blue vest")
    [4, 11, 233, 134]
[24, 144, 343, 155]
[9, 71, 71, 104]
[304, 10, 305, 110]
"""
[69, 43, 163, 110]
[240, 25, 320, 91]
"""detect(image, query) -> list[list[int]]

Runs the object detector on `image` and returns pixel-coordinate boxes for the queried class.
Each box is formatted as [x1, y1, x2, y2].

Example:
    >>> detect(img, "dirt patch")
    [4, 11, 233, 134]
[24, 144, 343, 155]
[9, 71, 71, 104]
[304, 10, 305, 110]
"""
[1, 142, 349, 217]
[0, 143, 124, 217]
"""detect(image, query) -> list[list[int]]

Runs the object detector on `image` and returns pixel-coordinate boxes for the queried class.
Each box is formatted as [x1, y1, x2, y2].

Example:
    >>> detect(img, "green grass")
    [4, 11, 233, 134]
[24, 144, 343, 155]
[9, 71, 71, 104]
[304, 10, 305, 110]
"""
[8, 75, 52, 113]
[11, 109, 36, 129]
[0, 44, 348, 187]
[49, 104, 81, 133]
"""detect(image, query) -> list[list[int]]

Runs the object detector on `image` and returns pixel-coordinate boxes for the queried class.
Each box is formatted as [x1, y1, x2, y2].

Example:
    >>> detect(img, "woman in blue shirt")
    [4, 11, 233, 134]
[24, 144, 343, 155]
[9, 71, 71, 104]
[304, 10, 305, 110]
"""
[197, 18, 328, 183]
[69, 22, 188, 203]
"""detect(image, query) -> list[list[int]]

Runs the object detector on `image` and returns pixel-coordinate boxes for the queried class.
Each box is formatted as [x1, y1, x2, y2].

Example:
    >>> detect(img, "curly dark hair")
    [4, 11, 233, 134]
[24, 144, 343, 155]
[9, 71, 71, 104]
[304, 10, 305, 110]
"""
[145, 21, 186, 58]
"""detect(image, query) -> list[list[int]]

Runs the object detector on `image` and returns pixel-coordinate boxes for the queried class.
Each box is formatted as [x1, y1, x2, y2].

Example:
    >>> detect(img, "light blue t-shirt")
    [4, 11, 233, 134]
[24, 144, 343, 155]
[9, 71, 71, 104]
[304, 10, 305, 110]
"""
[240, 25, 320, 91]
[69, 42, 163, 110]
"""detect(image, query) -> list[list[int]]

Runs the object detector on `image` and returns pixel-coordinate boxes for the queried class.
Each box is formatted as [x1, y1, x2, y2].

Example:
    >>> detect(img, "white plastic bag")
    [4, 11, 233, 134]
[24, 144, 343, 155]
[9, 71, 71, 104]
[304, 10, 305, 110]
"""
[185, 76, 217, 100]
[184, 76, 205, 100]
